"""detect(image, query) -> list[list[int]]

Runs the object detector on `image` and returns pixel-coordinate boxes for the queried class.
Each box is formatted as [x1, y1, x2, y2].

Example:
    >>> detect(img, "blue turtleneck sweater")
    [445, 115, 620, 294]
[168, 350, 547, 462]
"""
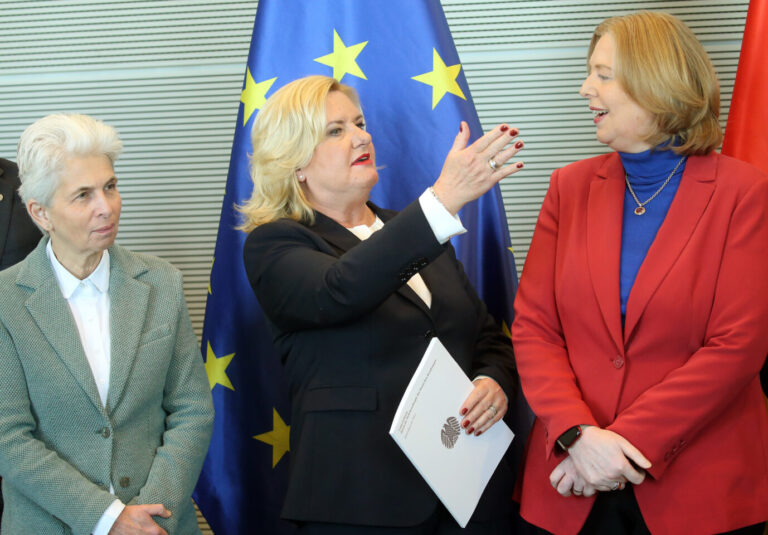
[619, 147, 687, 317]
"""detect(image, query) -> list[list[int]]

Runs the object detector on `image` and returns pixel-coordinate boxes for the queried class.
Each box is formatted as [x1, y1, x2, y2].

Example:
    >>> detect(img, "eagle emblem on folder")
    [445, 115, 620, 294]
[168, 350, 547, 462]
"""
[441, 416, 461, 449]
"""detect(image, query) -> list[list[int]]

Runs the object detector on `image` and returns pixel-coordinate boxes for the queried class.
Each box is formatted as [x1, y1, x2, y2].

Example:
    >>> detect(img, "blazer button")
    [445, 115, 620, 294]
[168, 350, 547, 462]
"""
[424, 329, 435, 341]
[119, 477, 130, 488]
[101, 427, 111, 438]
[612, 356, 624, 369]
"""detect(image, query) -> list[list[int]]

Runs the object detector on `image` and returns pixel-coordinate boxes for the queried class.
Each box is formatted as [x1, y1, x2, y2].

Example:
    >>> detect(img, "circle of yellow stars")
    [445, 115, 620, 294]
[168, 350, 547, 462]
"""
[238, 29, 467, 126]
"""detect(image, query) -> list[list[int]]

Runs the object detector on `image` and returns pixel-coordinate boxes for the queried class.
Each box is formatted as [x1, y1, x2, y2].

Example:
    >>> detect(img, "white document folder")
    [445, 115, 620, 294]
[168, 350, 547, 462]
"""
[389, 337, 514, 528]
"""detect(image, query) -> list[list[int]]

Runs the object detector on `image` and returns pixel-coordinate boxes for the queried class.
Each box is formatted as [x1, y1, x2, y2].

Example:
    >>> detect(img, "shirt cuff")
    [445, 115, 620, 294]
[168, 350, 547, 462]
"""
[418, 189, 467, 244]
[92, 499, 126, 535]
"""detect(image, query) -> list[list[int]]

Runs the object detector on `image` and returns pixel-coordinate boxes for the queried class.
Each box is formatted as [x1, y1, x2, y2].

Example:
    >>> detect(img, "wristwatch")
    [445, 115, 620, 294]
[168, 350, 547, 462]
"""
[556, 425, 583, 451]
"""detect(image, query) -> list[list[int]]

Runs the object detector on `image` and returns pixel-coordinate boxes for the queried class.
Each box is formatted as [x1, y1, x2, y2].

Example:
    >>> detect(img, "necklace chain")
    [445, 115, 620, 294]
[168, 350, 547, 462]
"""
[625, 156, 686, 216]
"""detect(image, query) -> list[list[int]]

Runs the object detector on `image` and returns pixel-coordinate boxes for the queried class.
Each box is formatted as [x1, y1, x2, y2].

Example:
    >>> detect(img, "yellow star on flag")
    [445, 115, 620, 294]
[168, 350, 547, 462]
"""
[502, 320, 512, 339]
[204, 342, 235, 391]
[254, 408, 290, 468]
[412, 48, 466, 109]
[314, 29, 368, 82]
[240, 68, 277, 126]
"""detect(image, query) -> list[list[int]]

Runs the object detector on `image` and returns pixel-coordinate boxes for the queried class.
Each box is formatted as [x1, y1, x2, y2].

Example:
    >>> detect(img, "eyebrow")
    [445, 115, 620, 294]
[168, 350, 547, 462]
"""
[69, 176, 117, 196]
[326, 115, 364, 126]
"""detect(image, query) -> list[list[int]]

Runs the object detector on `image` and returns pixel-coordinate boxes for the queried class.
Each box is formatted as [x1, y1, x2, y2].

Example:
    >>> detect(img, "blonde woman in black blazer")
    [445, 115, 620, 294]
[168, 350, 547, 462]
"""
[241, 75, 523, 534]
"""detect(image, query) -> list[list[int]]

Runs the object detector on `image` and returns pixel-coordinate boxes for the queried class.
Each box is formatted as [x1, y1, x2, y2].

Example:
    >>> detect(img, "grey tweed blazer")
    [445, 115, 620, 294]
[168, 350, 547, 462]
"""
[0, 238, 214, 535]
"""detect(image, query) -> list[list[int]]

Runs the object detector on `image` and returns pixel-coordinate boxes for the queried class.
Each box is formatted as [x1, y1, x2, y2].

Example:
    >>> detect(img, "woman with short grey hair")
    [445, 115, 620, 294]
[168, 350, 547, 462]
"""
[18, 113, 123, 214]
[0, 113, 213, 535]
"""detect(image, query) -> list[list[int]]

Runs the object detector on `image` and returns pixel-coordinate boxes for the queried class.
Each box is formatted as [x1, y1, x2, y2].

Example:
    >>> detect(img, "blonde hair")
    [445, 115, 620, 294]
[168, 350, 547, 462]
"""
[237, 75, 361, 231]
[589, 11, 722, 155]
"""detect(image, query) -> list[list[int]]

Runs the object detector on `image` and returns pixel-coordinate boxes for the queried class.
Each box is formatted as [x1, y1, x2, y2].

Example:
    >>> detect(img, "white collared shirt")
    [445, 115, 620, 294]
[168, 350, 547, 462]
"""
[46, 241, 112, 406]
[45, 241, 125, 535]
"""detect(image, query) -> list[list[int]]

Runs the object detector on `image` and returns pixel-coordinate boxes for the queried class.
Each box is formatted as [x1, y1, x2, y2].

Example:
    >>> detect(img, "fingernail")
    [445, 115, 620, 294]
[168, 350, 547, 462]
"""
[462, 420, 470, 428]
[468, 427, 475, 434]
[460, 408, 468, 415]
[516, 162, 524, 169]
[515, 141, 524, 149]
[459, 123, 463, 133]
[509, 129, 519, 136]
[476, 431, 482, 436]
[500, 125, 509, 132]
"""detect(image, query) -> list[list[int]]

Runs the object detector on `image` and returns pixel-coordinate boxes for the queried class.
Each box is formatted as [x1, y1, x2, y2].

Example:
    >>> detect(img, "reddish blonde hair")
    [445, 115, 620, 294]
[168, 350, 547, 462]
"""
[588, 11, 722, 155]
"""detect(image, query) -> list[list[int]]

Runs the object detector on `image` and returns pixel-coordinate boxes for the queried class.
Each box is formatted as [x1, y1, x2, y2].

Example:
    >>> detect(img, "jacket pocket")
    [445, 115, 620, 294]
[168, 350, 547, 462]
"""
[303, 386, 377, 412]
[138, 323, 172, 347]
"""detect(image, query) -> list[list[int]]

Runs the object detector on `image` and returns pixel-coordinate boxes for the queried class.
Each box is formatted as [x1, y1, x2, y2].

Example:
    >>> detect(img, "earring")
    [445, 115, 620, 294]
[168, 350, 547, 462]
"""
[297, 171, 305, 182]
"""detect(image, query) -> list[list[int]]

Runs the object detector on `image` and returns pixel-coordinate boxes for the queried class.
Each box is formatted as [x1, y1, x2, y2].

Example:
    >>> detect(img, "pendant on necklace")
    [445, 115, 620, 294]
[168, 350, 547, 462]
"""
[634, 206, 646, 216]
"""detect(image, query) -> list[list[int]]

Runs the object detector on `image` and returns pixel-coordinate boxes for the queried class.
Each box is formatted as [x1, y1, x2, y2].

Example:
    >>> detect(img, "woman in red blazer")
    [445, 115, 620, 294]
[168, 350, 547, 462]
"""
[512, 11, 768, 535]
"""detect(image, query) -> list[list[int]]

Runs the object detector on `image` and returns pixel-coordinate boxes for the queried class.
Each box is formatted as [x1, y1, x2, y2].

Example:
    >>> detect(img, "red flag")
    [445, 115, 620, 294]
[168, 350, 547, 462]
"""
[722, 0, 768, 174]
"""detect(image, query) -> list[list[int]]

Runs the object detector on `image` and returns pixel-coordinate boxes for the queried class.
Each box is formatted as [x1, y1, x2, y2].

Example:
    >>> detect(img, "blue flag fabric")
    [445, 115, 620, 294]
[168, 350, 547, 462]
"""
[194, 1, 520, 533]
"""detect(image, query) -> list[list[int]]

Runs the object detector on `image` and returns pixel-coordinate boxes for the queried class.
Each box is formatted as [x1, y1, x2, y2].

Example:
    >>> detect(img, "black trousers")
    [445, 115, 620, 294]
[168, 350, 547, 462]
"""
[522, 486, 766, 535]
[297, 503, 511, 535]
[581, 486, 765, 535]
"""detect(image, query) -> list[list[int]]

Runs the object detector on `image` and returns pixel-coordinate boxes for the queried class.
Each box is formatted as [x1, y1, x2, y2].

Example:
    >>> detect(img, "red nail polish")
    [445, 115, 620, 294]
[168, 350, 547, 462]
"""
[476, 431, 483, 436]
[461, 408, 468, 415]
[500, 125, 509, 132]
[468, 427, 475, 434]
[515, 141, 524, 149]
[462, 420, 470, 428]
[509, 129, 519, 136]
[516, 162, 524, 169]
[459, 123, 463, 133]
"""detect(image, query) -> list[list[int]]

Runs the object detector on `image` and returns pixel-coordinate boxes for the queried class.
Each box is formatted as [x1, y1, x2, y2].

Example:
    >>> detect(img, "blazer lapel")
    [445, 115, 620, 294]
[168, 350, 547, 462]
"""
[19, 240, 106, 413]
[371, 203, 434, 316]
[308, 208, 365, 254]
[587, 155, 625, 354]
[308, 203, 433, 317]
[624, 154, 716, 341]
[106, 245, 150, 412]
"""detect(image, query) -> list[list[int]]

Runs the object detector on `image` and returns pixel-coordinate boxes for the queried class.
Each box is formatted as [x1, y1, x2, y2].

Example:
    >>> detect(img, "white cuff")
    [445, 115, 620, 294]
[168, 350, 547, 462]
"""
[92, 499, 126, 535]
[419, 188, 467, 244]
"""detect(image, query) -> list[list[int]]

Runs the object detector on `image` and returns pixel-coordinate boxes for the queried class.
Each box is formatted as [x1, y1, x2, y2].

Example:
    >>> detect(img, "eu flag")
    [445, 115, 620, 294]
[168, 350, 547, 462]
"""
[194, 1, 521, 533]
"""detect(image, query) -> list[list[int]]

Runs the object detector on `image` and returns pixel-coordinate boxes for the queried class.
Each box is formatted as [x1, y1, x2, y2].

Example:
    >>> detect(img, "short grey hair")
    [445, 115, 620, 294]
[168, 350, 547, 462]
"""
[17, 113, 123, 207]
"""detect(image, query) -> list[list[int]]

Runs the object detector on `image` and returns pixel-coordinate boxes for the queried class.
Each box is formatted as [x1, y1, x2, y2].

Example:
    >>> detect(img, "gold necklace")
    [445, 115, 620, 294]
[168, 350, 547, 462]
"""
[625, 156, 686, 216]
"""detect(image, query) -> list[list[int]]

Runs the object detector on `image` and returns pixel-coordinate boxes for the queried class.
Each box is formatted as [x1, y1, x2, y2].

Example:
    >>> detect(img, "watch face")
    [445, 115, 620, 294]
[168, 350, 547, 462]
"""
[558, 426, 581, 449]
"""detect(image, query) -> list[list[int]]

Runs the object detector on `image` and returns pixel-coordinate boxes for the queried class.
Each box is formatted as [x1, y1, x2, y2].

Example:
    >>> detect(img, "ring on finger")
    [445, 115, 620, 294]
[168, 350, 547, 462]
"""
[572, 489, 583, 496]
[488, 158, 498, 171]
[487, 404, 498, 418]
[610, 481, 621, 491]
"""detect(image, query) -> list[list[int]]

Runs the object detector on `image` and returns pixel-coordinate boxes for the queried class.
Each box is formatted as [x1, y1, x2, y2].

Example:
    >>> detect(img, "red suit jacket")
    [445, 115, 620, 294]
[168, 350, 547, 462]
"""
[512, 151, 768, 535]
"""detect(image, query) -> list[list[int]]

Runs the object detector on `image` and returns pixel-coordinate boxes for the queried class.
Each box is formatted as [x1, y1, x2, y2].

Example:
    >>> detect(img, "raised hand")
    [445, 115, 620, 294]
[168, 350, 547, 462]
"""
[432, 121, 524, 215]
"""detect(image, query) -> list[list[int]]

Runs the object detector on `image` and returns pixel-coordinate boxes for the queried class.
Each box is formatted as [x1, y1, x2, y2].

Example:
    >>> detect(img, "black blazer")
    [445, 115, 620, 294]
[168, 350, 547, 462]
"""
[244, 200, 517, 527]
[0, 158, 41, 270]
